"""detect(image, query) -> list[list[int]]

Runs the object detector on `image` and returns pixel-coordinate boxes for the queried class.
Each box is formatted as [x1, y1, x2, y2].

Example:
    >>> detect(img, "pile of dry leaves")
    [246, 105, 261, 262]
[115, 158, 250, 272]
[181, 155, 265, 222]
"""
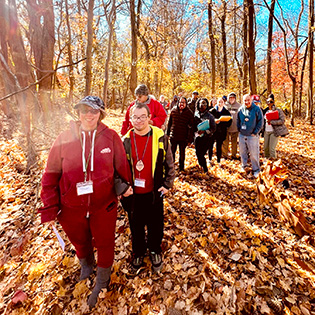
[0, 110, 314, 315]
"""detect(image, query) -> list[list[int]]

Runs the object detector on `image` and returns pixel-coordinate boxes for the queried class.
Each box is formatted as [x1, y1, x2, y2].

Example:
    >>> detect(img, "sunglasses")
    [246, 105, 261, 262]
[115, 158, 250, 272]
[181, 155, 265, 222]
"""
[79, 107, 100, 115]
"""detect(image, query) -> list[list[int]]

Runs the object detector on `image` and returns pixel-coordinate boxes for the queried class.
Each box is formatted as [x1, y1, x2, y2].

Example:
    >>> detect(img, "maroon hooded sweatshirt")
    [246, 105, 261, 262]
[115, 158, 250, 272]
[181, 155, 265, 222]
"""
[39, 121, 131, 267]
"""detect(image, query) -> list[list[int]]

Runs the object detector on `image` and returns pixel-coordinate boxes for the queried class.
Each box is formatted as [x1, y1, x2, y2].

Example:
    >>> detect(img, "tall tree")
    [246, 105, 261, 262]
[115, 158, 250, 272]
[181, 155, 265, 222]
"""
[242, 3, 248, 93]
[85, 0, 95, 95]
[221, 0, 228, 88]
[263, 0, 304, 126]
[102, 0, 117, 107]
[65, 0, 75, 103]
[208, 0, 216, 94]
[266, 0, 275, 96]
[0, 0, 37, 168]
[307, 0, 314, 124]
[130, 0, 139, 93]
[26, 0, 55, 119]
[246, 0, 257, 94]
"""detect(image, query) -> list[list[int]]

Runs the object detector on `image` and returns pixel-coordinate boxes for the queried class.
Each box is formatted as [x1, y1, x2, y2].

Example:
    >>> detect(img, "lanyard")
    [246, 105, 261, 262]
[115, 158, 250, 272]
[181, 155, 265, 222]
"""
[80, 128, 96, 181]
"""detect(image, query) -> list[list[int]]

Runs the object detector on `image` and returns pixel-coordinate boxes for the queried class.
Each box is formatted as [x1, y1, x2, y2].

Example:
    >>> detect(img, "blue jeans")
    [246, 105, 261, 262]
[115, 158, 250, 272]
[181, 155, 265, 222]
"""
[239, 134, 260, 172]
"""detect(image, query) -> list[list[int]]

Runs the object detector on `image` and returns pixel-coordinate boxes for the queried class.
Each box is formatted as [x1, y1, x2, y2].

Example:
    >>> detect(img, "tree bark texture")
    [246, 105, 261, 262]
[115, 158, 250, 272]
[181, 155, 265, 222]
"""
[247, 0, 257, 95]
[103, 0, 116, 107]
[130, 0, 138, 94]
[242, 4, 248, 94]
[307, 0, 314, 124]
[266, 0, 275, 96]
[208, 0, 216, 95]
[85, 0, 95, 96]
[221, 0, 228, 88]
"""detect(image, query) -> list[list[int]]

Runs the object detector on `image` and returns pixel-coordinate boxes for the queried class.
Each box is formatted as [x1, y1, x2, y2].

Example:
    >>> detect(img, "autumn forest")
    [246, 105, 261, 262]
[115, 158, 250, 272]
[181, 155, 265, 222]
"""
[0, 0, 315, 314]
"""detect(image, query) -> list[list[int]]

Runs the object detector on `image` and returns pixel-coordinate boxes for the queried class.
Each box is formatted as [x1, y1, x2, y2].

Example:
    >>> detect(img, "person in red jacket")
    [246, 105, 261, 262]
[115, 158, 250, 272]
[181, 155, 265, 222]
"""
[39, 96, 132, 308]
[121, 84, 167, 135]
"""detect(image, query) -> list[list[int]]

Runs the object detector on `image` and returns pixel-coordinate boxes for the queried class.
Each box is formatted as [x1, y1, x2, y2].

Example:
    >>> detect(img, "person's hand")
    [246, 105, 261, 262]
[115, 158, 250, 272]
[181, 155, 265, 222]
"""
[158, 186, 169, 197]
[123, 186, 133, 197]
[215, 119, 220, 124]
[197, 130, 205, 135]
[148, 120, 154, 125]
[251, 133, 256, 137]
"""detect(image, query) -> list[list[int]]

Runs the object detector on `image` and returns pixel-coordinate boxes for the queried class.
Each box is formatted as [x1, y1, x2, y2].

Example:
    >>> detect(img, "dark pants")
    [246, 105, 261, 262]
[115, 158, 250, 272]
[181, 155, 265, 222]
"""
[208, 136, 224, 163]
[170, 139, 187, 170]
[122, 192, 164, 257]
[195, 135, 211, 172]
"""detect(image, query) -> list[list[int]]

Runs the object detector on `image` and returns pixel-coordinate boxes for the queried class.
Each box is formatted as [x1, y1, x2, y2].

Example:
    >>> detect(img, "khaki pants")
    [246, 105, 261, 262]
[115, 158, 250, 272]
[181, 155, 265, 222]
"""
[264, 131, 279, 158]
[222, 131, 239, 158]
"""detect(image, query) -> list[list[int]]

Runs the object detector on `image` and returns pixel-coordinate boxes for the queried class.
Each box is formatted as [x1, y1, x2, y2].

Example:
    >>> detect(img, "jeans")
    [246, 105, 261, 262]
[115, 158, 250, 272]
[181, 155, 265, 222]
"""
[239, 133, 260, 172]
[264, 131, 279, 158]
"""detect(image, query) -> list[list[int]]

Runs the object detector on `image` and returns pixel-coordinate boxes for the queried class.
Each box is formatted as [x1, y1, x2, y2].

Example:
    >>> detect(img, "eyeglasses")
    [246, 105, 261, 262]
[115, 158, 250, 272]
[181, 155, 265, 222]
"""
[80, 107, 100, 115]
[131, 115, 148, 121]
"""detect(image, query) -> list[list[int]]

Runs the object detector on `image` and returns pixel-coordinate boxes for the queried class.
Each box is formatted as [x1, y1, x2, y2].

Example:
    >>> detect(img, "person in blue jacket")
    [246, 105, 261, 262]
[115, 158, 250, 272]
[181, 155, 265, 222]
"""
[237, 94, 263, 178]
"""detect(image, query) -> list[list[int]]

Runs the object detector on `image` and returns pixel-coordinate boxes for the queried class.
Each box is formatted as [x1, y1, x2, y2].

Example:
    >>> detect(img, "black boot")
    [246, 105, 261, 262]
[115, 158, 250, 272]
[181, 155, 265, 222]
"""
[87, 266, 111, 308]
[79, 252, 95, 281]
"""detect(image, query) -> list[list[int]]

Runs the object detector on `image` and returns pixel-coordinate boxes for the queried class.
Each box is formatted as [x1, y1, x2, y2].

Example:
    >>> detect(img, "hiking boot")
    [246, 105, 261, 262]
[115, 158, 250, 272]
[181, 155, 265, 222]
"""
[150, 252, 163, 272]
[131, 255, 144, 271]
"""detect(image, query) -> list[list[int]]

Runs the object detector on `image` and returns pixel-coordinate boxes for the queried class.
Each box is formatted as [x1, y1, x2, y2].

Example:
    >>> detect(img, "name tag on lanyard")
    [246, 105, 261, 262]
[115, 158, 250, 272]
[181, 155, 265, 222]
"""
[134, 178, 146, 188]
[76, 180, 93, 196]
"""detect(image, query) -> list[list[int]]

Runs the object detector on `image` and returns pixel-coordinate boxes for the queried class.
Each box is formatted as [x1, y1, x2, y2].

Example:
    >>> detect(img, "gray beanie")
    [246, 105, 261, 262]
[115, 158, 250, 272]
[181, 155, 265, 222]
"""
[135, 84, 149, 96]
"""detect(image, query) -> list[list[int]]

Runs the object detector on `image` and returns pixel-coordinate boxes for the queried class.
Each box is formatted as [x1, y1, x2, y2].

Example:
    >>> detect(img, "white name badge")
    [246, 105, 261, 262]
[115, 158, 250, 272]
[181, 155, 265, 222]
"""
[76, 180, 93, 196]
[134, 178, 145, 188]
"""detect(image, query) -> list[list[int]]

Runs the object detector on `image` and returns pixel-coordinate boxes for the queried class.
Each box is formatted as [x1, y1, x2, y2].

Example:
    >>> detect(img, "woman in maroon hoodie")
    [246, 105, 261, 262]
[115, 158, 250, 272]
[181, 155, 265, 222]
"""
[39, 96, 132, 308]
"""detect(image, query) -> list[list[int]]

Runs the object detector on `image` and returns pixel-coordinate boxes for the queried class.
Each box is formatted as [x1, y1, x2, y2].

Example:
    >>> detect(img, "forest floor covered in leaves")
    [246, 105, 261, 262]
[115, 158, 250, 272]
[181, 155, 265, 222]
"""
[0, 109, 315, 315]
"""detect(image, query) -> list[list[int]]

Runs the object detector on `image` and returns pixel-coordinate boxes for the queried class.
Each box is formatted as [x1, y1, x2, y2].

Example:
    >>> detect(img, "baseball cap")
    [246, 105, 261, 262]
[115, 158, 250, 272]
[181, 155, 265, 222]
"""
[228, 92, 236, 98]
[251, 95, 261, 103]
[192, 91, 199, 95]
[74, 96, 105, 111]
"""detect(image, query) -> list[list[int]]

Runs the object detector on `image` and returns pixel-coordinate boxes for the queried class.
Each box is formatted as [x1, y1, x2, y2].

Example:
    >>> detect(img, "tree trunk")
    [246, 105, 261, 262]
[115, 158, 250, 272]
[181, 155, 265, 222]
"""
[208, 0, 216, 94]
[242, 4, 248, 94]
[298, 44, 308, 116]
[266, 0, 275, 96]
[247, 0, 257, 94]
[307, 0, 314, 124]
[85, 0, 95, 96]
[6, 0, 37, 169]
[65, 0, 74, 104]
[26, 0, 55, 120]
[102, 0, 116, 107]
[130, 0, 138, 94]
[221, 0, 228, 88]
[233, 0, 243, 92]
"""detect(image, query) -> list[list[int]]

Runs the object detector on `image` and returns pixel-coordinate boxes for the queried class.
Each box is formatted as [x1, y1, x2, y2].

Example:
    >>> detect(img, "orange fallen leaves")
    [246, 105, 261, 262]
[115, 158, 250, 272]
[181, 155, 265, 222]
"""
[0, 113, 315, 314]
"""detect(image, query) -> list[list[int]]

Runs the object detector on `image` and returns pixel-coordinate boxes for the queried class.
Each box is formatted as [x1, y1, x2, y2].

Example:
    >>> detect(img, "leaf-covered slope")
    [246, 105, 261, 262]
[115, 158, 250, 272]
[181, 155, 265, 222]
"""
[0, 111, 314, 315]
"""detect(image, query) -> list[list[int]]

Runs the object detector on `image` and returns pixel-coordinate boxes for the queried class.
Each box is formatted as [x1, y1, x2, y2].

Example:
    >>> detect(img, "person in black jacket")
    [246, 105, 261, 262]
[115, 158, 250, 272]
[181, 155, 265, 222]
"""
[194, 98, 216, 173]
[167, 97, 194, 171]
[209, 97, 232, 166]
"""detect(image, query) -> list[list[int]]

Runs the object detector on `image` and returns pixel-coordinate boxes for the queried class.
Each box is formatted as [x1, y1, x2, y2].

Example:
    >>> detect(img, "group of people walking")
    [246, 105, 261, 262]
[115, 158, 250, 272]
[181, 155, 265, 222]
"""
[165, 90, 288, 177]
[39, 84, 288, 308]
